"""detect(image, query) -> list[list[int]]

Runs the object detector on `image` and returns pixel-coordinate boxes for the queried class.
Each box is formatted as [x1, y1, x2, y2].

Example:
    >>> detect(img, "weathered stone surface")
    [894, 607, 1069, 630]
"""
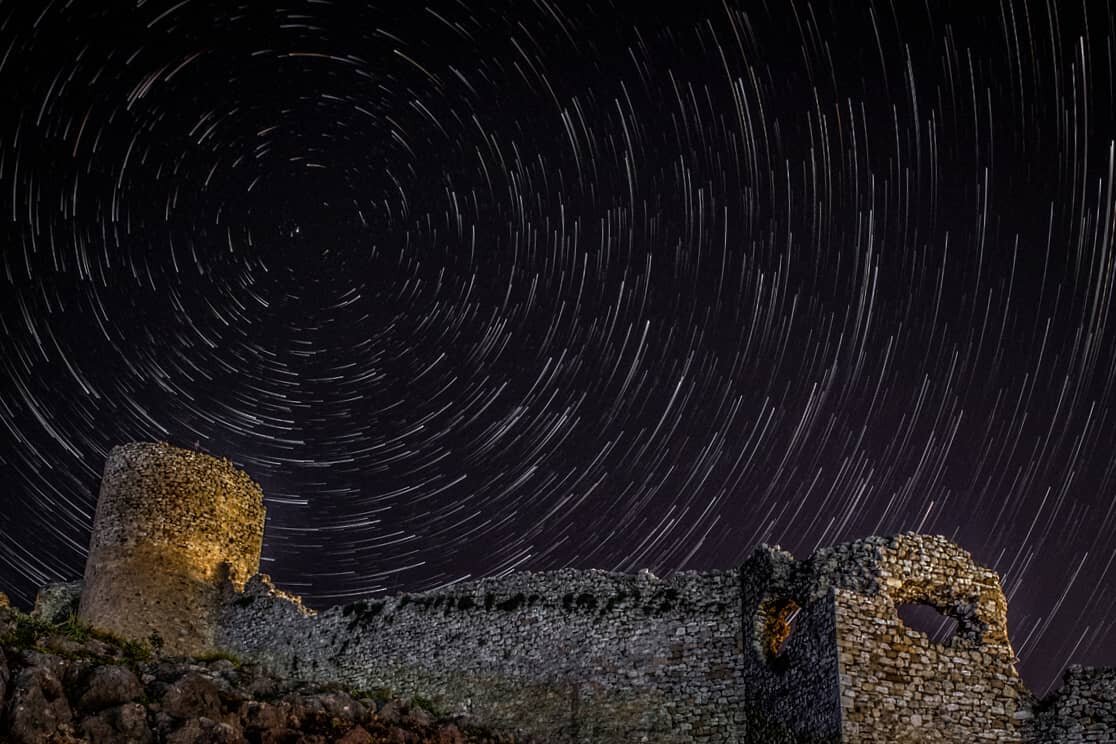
[162, 672, 223, 720]
[78, 664, 144, 713]
[0, 621, 520, 743]
[337, 725, 375, 743]
[78, 710, 116, 742]
[166, 716, 240, 744]
[32, 580, 83, 625]
[1029, 666, 1116, 742]
[7, 665, 74, 742]
[239, 699, 289, 735]
[114, 701, 154, 742]
[78, 441, 266, 655]
[216, 532, 1115, 743]
[79, 702, 154, 743]
[61, 442, 1115, 743]
[220, 566, 737, 742]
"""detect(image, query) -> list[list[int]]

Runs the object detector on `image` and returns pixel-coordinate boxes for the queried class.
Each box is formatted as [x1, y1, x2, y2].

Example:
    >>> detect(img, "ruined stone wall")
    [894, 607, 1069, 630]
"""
[215, 533, 1116, 743]
[1029, 666, 1116, 742]
[79, 442, 266, 655]
[218, 568, 746, 743]
[66, 453, 1111, 744]
[829, 535, 1033, 742]
[735, 534, 1036, 743]
[738, 545, 842, 743]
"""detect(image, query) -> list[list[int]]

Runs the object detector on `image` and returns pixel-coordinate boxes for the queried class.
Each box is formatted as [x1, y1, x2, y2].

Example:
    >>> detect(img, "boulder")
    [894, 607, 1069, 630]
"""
[337, 725, 374, 743]
[258, 726, 301, 743]
[43, 635, 86, 657]
[239, 699, 290, 735]
[78, 712, 115, 743]
[31, 581, 83, 625]
[317, 690, 365, 727]
[6, 665, 73, 742]
[78, 665, 144, 713]
[245, 671, 280, 699]
[406, 704, 433, 727]
[16, 649, 89, 696]
[114, 702, 154, 742]
[378, 699, 403, 723]
[78, 703, 153, 744]
[437, 723, 467, 744]
[166, 716, 237, 744]
[283, 692, 331, 730]
[162, 672, 223, 720]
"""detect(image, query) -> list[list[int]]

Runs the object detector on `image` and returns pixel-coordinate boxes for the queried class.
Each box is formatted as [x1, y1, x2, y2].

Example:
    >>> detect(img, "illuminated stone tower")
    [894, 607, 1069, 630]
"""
[78, 441, 266, 654]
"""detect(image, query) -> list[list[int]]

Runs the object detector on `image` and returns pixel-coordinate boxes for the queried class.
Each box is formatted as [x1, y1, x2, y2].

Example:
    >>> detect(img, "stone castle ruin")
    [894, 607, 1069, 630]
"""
[78, 442, 265, 655]
[56, 442, 1115, 742]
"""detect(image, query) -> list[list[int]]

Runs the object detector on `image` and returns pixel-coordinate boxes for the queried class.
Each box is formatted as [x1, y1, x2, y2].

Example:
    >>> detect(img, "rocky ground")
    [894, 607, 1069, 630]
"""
[0, 596, 538, 743]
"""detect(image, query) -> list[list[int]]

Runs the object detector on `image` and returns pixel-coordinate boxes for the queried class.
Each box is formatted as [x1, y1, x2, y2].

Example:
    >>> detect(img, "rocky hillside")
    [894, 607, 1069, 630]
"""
[0, 596, 537, 743]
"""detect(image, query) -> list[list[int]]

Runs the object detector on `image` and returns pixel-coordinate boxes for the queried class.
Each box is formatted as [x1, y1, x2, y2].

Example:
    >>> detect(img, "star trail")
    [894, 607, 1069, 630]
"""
[2, 0, 1115, 695]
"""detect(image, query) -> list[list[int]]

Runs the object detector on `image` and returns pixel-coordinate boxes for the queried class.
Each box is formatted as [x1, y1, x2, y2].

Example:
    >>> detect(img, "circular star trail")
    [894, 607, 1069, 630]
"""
[2, 0, 1115, 694]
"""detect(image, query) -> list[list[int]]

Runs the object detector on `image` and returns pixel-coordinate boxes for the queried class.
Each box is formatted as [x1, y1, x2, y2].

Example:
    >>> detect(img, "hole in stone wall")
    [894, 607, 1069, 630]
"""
[758, 597, 801, 663]
[897, 602, 960, 644]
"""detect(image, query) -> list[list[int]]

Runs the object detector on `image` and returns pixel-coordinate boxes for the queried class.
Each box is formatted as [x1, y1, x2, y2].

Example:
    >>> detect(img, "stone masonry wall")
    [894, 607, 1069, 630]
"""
[738, 545, 842, 743]
[62, 442, 1116, 742]
[218, 568, 746, 743]
[66, 446, 1114, 744]
[79, 442, 266, 655]
[735, 535, 1038, 743]
[830, 535, 1033, 742]
[213, 533, 1116, 743]
[1030, 666, 1116, 742]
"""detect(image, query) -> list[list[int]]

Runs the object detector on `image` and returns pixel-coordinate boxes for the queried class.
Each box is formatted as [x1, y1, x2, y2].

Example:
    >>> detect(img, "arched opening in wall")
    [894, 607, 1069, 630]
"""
[897, 602, 959, 645]
[758, 597, 800, 666]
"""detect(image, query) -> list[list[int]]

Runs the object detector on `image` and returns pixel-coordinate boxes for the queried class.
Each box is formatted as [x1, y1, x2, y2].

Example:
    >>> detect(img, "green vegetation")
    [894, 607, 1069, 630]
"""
[119, 637, 153, 663]
[57, 611, 92, 642]
[0, 607, 156, 665]
[1, 612, 56, 648]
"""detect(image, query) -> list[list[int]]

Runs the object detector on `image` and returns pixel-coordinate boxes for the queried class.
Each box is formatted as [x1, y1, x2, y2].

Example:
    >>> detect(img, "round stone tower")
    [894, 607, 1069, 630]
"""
[78, 441, 266, 654]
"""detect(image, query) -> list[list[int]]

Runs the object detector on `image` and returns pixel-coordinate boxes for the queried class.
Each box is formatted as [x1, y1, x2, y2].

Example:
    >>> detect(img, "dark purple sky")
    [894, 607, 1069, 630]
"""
[1, 0, 1114, 696]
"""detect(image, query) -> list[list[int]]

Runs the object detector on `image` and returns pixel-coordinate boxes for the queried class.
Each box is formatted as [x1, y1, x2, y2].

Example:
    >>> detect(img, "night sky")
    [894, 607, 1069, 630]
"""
[1, 0, 1115, 695]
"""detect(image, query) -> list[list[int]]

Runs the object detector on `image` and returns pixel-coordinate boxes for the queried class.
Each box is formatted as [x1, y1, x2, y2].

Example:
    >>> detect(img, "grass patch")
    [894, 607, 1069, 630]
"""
[57, 611, 92, 642]
[1, 613, 56, 648]
[119, 637, 153, 663]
